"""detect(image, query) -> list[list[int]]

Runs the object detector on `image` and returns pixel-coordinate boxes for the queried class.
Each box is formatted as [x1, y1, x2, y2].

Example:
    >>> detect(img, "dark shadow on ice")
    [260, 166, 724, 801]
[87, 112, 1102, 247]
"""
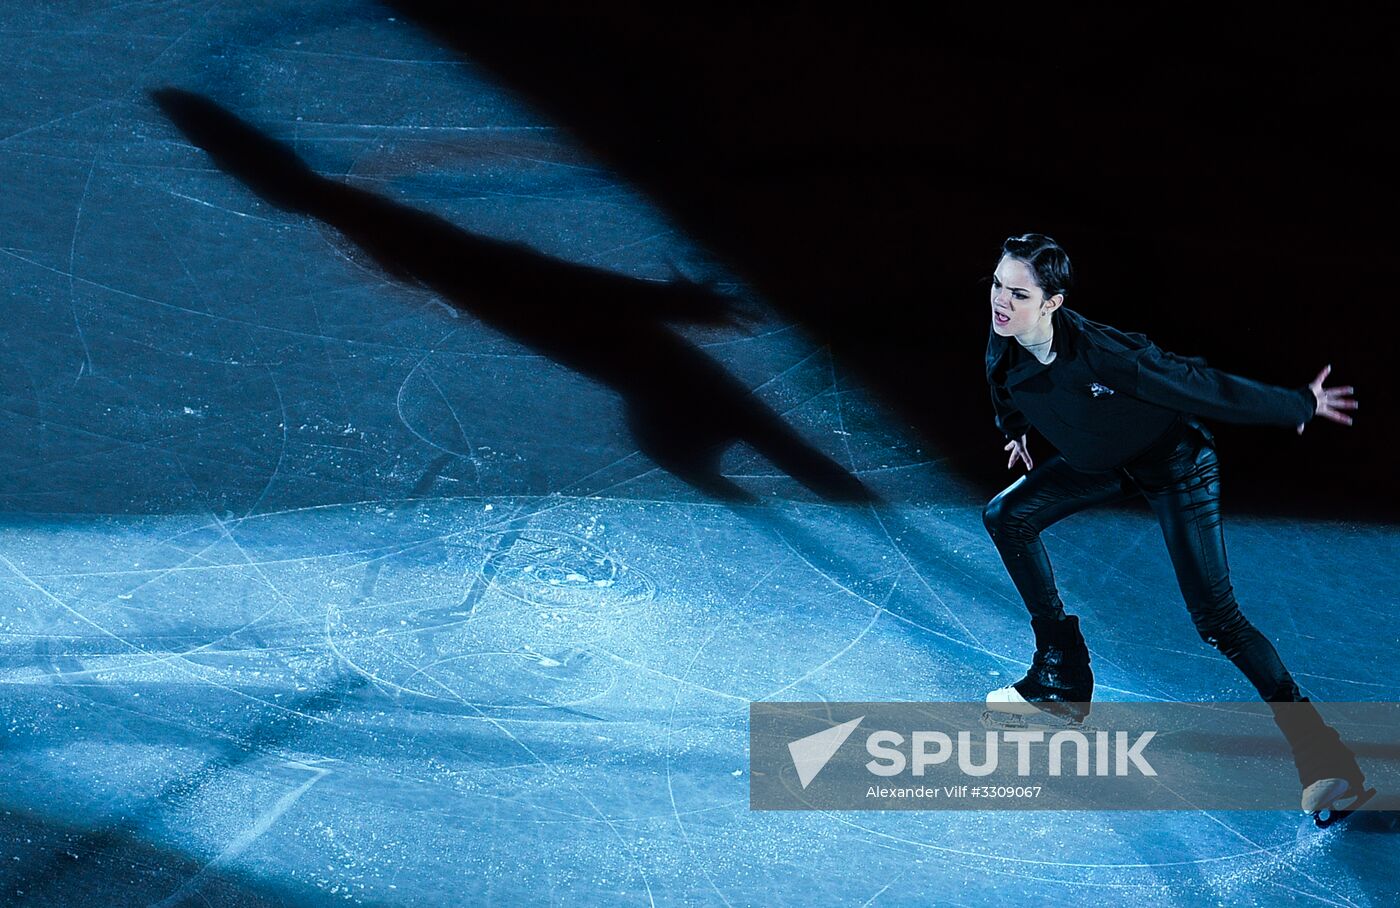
[5, 659, 374, 905]
[0, 801, 353, 907]
[150, 88, 875, 505]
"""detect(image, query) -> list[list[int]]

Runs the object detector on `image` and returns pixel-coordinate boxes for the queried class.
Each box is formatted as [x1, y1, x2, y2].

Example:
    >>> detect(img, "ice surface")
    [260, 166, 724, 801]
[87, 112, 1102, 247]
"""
[0, 3, 1395, 906]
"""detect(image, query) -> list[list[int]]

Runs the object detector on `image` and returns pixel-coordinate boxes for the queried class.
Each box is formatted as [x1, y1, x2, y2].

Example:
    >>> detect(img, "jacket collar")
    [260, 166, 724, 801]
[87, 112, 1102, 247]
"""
[986, 306, 1084, 381]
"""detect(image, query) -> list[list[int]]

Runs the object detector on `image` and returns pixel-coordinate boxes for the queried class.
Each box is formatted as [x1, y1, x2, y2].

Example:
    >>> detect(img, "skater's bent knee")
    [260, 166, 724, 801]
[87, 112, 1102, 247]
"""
[981, 497, 1003, 535]
[983, 492, 1032, 538]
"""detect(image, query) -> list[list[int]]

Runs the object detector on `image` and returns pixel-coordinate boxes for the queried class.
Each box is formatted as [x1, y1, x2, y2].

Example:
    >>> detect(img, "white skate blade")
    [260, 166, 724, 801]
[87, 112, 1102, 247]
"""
[981, 708, 1087, 731]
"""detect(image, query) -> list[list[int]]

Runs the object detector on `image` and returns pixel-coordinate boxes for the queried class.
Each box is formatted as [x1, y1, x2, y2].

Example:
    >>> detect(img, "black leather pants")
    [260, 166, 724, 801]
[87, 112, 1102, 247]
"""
[985, 414, 1366, 783]
[983, 417, 1300, 702]
[982, 417, 1362, 785]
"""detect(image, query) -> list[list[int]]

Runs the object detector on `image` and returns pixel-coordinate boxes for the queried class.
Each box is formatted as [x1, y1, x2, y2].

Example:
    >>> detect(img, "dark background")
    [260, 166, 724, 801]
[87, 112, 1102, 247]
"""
[387, 2, 1395, 519]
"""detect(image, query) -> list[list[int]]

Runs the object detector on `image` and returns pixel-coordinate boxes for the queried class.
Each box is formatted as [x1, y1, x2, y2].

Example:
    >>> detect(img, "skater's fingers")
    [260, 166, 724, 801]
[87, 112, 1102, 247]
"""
[1320, 406, 1353, 424]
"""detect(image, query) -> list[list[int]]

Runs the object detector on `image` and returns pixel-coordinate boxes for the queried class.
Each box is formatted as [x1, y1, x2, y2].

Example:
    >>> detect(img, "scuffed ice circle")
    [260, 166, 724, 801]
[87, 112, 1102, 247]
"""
[483, 529, 656, 611]
[327, 526, 656, 706]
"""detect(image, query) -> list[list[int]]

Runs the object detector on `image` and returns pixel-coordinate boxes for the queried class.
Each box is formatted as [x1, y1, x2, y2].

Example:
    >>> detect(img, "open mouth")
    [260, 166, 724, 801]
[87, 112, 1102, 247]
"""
[993, 311, 1010, 326]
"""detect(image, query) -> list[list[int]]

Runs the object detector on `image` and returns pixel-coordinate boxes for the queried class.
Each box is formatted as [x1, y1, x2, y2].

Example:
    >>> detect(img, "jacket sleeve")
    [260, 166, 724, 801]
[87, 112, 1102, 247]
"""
[1093, 342, 1317, 427]
[991, 382, 1031, 440]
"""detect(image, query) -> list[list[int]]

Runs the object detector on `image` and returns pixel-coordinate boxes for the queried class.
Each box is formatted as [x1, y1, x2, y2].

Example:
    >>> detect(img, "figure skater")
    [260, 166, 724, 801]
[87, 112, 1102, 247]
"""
[980, 233, 1371, 825]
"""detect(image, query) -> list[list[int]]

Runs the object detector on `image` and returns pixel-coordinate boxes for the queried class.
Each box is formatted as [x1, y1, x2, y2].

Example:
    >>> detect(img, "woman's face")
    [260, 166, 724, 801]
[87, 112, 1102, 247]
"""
[990, 255, 1060, 337]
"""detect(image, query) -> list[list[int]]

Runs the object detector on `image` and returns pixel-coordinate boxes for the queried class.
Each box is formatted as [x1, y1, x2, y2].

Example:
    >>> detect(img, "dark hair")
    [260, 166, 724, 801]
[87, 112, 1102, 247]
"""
[999, 233, 1072, 302]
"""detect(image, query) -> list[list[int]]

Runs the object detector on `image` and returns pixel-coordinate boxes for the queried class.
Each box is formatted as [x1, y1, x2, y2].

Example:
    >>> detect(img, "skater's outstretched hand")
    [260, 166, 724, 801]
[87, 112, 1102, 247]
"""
[1005, 434, 1033, 471]
[1297, 365, 1357, 434]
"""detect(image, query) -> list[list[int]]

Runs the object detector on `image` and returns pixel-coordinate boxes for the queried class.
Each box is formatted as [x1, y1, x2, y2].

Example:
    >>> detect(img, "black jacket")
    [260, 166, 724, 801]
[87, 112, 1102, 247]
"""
[986, 307, 1317, 471]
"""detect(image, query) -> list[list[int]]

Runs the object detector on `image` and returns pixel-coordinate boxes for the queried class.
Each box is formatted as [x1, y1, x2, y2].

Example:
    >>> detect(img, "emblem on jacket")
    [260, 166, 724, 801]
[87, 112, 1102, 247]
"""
[1088, 382, 1115, 398]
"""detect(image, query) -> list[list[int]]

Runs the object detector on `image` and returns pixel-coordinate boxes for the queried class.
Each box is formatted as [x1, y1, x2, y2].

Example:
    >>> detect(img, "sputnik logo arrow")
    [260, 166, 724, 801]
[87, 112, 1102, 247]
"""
[787, 716, 864, 788]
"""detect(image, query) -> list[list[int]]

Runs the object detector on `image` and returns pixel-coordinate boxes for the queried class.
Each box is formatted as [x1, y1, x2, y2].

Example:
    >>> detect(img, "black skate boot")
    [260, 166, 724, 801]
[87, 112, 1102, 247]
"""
[1275, 699, 1376, 828]
[985, 614, 1094, 728]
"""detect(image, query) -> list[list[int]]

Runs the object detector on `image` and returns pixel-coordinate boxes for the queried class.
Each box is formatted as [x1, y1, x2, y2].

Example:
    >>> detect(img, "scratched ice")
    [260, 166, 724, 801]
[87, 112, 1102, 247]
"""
[0, 3, 1396, 907]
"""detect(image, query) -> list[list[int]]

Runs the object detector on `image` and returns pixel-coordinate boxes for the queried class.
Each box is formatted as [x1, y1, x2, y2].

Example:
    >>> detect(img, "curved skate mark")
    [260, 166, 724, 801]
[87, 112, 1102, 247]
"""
[394, 336, 474, 457]
[394, 332, 526, 464]
[756, 579, 889, 701]
[322, 607, 433, 703]
[425, 366, 481, 473]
